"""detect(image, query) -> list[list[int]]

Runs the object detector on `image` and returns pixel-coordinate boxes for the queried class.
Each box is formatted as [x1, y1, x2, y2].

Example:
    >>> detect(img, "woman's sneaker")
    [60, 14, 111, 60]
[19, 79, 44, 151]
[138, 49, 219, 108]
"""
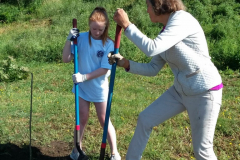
[110, 152, 121, 160]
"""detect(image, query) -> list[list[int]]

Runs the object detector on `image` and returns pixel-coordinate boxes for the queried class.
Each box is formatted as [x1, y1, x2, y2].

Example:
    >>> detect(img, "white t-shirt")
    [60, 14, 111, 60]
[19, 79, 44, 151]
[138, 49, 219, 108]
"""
[71, 32, 114, 102]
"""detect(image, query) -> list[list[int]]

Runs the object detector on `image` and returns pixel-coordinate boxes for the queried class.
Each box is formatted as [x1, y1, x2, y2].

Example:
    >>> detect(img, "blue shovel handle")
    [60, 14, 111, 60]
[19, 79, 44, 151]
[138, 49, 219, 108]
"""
[73, 19, 88, 160]
[99, 25, 122, 160]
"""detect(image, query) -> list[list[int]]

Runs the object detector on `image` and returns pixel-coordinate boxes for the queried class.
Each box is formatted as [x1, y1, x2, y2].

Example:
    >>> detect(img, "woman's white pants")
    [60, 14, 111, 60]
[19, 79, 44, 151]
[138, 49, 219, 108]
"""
[126, 86, 222, 160]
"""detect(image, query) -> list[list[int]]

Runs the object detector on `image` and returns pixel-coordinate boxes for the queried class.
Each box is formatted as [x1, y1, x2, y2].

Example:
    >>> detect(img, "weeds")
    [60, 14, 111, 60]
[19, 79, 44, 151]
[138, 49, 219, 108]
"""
[1, 0, 240, 70]
[0, 56, 29, 82]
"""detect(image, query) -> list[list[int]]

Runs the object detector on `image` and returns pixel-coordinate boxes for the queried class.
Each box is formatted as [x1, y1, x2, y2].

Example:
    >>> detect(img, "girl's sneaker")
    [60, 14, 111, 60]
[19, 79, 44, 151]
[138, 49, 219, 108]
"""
[70, 149, 89, 160]
[110, 152, 121, 160]
[70, 150, 79, 160]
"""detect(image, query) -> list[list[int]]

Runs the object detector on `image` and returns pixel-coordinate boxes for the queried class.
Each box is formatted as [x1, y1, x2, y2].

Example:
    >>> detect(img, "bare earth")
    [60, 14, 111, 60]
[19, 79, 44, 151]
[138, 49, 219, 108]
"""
[0, 141, 110, 160]
[0, 141, 73, 160]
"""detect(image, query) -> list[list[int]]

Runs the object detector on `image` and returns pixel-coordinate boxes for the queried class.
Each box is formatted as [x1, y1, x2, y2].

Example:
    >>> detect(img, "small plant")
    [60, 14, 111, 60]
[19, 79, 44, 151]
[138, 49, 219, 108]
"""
[0, 56, 29, 82]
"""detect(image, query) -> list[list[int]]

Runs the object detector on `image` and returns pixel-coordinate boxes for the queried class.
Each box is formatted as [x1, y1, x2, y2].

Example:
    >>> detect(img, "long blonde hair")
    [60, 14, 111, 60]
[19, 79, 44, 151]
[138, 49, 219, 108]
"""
[88, 7, 110, 46]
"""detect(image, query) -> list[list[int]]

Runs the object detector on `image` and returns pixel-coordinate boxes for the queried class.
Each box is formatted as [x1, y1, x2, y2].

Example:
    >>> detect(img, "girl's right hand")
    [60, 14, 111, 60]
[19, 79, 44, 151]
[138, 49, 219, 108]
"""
[72, 72, 87, 83]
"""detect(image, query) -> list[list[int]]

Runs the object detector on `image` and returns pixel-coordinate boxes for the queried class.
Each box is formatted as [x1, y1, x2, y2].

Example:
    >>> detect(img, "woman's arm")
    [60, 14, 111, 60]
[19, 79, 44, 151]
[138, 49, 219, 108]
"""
[129, 55, 166, 76]
[108, 53, 165, 76]
[125, 11, 200, 57]
[62, 40, 73, 63]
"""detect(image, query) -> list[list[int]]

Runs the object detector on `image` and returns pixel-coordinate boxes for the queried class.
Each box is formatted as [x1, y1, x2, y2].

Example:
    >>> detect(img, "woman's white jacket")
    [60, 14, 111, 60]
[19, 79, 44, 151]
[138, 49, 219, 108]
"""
[125, 10, 222, 96]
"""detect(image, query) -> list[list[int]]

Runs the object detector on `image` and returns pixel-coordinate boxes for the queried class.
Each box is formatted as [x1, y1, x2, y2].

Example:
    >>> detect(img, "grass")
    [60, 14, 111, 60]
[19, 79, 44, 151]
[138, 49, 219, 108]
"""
[1, 62, 240, 159]
[0, 0, 240, 159]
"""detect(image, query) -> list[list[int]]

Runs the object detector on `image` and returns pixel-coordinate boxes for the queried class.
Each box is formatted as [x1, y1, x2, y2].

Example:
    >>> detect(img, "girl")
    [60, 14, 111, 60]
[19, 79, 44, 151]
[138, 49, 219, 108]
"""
[62, 7, 121, 160]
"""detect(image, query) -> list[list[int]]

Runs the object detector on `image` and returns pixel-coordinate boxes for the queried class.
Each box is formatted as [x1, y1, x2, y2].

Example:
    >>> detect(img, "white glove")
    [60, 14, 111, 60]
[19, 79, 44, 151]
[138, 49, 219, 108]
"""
[72, 72, 87, 83]
[67, 28, 79, 41]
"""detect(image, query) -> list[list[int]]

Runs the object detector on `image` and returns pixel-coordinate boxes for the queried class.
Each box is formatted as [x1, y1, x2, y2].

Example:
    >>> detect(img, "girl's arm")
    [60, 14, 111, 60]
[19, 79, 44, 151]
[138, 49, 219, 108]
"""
[85, 68, 109, 81]
[62, 40, 73, 63]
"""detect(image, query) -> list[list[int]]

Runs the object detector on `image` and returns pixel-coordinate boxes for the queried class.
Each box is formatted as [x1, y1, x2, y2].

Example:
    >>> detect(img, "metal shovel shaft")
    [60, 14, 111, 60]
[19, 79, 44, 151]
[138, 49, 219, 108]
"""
[73, 19, 88, 159]
[99, 25, 122, 160]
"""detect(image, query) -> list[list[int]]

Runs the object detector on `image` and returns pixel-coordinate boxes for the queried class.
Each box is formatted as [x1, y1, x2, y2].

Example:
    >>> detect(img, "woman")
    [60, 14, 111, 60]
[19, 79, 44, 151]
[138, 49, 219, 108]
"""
[109, 0, 223, 159]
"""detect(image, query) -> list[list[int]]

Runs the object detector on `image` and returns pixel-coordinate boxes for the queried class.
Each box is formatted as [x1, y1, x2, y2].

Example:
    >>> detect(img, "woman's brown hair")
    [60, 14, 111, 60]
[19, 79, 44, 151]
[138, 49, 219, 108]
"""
[148, 0, 186, 15]
[88, 7, 110, 46]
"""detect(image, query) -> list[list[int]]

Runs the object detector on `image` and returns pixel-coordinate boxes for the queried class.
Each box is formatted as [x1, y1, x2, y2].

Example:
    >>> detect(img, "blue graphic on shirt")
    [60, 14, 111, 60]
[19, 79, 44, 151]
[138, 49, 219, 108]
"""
[97, 50, 104, 57]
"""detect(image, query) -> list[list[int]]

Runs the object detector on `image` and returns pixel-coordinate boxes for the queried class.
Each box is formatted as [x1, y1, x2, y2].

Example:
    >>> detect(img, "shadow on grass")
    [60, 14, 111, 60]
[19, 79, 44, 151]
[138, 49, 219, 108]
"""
[0, 142, 109, 160]
[0, 143, 70, 160]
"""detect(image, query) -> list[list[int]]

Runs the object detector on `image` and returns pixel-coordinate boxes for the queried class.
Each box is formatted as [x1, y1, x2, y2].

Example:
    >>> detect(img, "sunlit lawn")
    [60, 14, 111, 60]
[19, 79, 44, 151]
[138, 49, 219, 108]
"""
[1, 62, 240, 159]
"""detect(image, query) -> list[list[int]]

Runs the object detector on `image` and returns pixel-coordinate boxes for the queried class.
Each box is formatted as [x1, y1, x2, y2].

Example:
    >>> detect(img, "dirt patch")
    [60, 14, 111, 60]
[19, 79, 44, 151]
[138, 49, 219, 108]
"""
[0, 141, 111, 160]
[39, 141, 72, 158]
[0, 141, 72, 160]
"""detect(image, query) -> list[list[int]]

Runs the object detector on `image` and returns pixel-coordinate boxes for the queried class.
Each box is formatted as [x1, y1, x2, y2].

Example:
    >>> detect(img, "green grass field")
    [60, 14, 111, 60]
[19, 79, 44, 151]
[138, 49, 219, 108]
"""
[0, 0, 240, 159]
[1, 62, 240, 159]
